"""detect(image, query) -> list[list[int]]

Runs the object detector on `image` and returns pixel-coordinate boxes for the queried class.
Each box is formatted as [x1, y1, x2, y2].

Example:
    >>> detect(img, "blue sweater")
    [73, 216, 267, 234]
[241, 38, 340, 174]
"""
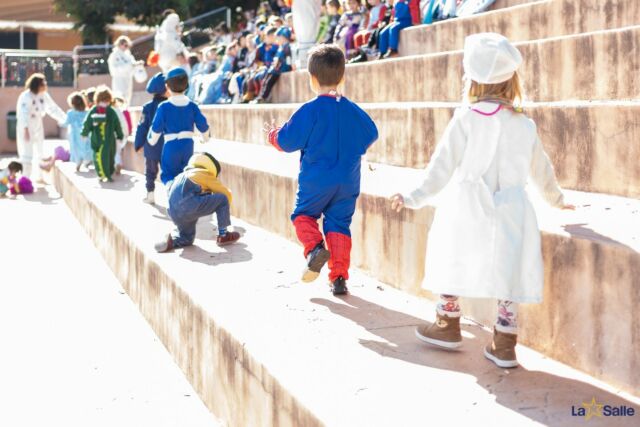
[275, 95, 378, 188]
[394, 0, 412, 25]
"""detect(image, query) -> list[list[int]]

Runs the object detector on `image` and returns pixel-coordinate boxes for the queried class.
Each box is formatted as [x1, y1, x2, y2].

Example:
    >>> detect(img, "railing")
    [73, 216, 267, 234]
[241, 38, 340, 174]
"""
[0, 49, 75, 88]
[74, 6, 231, 76]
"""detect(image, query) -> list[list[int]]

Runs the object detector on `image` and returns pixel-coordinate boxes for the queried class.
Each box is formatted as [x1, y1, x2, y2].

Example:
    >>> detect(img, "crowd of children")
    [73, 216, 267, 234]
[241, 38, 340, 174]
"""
[150, 0, 499, 104]
[7, 5, 574, 370]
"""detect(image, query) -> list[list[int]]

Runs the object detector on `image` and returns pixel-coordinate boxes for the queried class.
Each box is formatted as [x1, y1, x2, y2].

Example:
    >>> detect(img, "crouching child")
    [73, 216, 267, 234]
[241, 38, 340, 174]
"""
[155, 152, 241, 252]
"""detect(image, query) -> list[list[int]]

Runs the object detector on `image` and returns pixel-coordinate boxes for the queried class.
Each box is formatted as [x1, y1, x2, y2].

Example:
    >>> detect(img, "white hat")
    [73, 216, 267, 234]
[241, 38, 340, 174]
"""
[463, 33, 522, 84]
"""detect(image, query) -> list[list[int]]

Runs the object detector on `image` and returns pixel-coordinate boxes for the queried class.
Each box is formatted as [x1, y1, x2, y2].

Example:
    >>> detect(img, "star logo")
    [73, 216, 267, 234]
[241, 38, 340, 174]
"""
[582, 397, 604, 421]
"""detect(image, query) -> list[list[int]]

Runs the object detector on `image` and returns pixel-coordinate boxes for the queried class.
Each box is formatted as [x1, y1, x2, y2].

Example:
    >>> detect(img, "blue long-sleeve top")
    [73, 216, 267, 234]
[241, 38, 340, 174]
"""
[134, 95, 166, 161]
[256, 43, 279, 67]
[270, 95, 378, 187]
[149, 95, 209, 146]
[394, 0, 412, 25]
[270, 43, 292, 74]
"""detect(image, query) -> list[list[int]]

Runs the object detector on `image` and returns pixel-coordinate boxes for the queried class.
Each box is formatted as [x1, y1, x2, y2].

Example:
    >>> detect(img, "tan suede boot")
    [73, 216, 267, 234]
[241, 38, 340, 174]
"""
[484, 327, 519, 368]
[415, 312, 462, 349]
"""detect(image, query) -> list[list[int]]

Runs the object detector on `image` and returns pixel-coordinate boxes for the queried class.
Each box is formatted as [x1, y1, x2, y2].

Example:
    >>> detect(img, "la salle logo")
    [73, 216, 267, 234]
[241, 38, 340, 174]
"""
[572, 397, 635, 421]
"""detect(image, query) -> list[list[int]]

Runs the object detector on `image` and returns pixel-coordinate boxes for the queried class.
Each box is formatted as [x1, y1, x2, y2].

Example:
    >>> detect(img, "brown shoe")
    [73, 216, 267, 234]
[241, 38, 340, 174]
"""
[484, 327, 518, 368]
[155, 234, 174, 253]
[217, 231, 241, 246]
[415, 312, 462, 349]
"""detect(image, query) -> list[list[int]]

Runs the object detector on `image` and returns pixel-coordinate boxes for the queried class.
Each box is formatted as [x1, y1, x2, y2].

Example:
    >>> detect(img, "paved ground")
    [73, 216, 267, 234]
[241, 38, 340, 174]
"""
[0, 157, 219, 426]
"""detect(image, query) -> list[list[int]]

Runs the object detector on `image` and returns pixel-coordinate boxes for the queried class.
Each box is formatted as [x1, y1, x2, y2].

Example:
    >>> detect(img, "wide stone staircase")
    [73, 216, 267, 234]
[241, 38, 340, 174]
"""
[53, 0, 639, 425]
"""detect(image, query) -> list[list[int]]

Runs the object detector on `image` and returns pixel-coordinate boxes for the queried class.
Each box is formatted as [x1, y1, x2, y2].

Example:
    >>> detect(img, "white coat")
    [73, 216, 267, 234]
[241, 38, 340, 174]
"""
[113, 106, 130, 167]
[402, 102, 565, 303]
[292, 0, 322, 67]
[154, 13, 187, 73]
[16, 90, 66, 180]
[108, 47, 136, 105]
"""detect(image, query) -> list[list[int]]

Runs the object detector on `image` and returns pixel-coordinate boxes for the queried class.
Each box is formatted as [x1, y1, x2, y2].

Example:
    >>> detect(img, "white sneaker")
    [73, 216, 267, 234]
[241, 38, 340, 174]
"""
[143, 191, 155, 204]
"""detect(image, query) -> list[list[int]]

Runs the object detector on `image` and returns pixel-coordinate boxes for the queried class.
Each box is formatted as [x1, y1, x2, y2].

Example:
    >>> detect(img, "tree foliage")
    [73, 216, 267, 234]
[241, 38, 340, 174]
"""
[54, 0, 258, 44]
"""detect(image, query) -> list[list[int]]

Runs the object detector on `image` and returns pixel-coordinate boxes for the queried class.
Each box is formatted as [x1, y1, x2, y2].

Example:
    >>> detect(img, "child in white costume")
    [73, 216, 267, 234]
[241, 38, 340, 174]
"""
[390, 33, 574, 368]
[16, 73, 66, 181]
[107, 36, 139, 105]
[154, 12, 188, 73]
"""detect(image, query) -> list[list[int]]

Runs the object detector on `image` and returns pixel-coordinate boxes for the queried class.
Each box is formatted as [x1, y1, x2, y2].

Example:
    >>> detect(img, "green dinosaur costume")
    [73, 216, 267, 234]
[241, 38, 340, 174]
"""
[81, 105, 123, 181]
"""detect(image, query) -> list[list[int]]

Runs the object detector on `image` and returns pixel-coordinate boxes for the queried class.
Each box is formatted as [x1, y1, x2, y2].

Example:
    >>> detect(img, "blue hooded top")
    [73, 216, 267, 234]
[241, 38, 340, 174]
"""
[134, 72, 167, 160]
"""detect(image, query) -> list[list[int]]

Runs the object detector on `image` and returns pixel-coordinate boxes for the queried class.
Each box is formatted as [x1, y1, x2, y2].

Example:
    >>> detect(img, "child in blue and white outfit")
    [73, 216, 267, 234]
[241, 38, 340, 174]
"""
[62, 91, 92, 171]
[149, 67, 209, 184]
[378, 0, 412, 59]
[134, 72, 168, 204]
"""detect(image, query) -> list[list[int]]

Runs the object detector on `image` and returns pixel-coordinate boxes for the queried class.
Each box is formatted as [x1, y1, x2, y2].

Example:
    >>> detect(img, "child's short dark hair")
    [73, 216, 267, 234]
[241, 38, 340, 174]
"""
[84, 87, 96, 104]
[67, 92, 87, 111]
[8, 161, 22, 174]
[166, 74, 189, 93]
[188, 53, 200, 68]
[203, 153, 222, 176]
[326, 0, 341, 9]
[308, 44, 345, 86]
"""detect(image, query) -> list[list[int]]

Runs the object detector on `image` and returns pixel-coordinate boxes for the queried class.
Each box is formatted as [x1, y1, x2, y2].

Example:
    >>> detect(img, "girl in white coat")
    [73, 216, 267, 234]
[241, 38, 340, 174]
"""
[108, 36, 140, 105]
[16, 73, 66, 181]
[390, 33, 574, 368]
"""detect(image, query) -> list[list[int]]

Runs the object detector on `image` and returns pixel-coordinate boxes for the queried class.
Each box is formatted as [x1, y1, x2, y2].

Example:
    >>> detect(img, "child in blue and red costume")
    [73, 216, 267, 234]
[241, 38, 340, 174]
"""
[263, 45, 378, 295]
[149, 67, 209, 185]
[253, 27, 293, 103]
[378, 0, 413, 59]
[255, 27, 279, 68]
[134, 72, 168, 204]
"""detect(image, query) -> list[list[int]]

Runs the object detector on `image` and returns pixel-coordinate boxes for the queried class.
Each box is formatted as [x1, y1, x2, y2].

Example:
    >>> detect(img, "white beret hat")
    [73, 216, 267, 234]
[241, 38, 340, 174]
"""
[463, 33, 522, 84]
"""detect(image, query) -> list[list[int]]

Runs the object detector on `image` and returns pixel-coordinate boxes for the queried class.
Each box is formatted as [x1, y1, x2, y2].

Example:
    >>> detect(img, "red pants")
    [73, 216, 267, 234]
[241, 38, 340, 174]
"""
[354, 30, 373, 49]
[293, 215, 351, 281]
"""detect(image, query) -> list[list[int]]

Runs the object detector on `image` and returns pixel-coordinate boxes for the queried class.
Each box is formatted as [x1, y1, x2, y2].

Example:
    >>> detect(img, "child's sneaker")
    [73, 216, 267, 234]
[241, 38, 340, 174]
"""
[217, 231, 241, 246]
[155, 235, 174, 253]
[484, 328, 518, 368]
[143, 191, 155, 204]
[415, 313, 462, 349]
[330, 276, 348, 296]
[301, 243, 330, 283]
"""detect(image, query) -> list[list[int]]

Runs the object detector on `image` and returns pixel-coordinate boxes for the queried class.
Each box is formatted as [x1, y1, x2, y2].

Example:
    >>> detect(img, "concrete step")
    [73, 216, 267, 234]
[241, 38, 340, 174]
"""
[119, 140, 640, 395]
[52, 161, 640, 426]
[151, 101, 640, 198]
[271, 25, 640, 104]
[398, 0, 640, 57]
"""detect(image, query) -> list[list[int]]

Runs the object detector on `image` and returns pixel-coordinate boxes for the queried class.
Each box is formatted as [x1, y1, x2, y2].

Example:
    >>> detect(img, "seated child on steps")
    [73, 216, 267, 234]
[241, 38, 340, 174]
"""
[0, 161, 23, 197]
[155, 152, 241, 252]
[390, 33, 575, 369]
